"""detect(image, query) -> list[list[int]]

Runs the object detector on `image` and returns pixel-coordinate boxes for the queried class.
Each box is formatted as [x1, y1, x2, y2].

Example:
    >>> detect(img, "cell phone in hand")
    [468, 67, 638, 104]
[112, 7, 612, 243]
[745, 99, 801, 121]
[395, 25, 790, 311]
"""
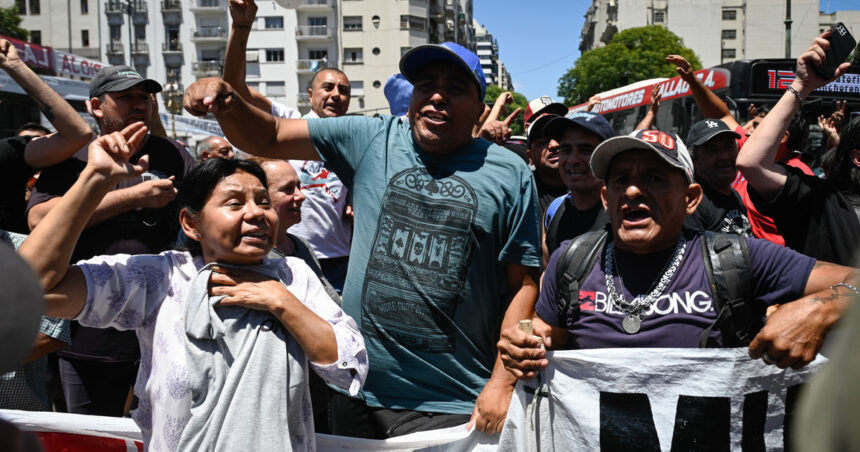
[814, 22, 856, 81]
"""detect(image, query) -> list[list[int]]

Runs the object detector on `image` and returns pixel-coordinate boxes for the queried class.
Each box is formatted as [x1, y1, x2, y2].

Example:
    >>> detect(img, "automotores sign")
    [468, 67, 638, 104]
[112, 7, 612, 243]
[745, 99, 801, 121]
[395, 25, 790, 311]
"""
[569, 68, 731, 115]
[0, 34, 105, 79]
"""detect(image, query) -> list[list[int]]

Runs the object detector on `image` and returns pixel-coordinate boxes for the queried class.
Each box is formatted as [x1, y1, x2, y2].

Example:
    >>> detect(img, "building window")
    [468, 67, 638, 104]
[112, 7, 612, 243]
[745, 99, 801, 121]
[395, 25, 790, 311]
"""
[400, 15, 427, 31]
[28, 0, 39, 15]
[264, 17, 283, 29]
[30, 30, 41, 45]
[351, 81, 364, 97]
[110, 25, 121, 41]
[721, 29, 736, 40]
[308, 49, 327, 60]
[15, 0, 25, 15]
[267, 81, 285, 96]
[343, 16, 362, 31]
[82, 30, 90, 47]
[372, 47, 380, 55]
[722, 9, 737, 20]
[373, 80, 381, 88]
[653, 10, 665, 23]
[722, 48, 736, 59]
[343, 47, 362, 63]
[265, 48, 284, 62]
[80, 0, 88, 14]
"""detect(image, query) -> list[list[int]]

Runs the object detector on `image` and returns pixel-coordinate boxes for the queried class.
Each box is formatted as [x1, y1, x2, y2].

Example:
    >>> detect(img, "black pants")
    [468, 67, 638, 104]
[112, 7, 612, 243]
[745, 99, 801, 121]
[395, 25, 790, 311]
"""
[329, 392, 471, 439]
[58, 357, 137, 416]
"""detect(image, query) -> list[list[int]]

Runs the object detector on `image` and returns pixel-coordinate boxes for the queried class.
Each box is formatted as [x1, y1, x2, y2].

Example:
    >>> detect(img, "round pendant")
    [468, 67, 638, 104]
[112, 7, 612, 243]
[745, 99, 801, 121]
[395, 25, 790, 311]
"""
[622, 314, 641, 334]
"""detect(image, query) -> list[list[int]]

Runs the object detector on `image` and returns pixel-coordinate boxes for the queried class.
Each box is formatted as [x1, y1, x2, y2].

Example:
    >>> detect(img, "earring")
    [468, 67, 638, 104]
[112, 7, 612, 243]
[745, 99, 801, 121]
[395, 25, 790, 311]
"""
[194, 234, 200, 239]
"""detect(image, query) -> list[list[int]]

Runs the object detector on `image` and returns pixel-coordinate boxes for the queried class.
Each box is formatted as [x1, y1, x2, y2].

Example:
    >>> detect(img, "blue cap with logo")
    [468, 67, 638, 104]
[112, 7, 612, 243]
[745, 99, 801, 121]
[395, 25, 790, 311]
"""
[399, 42, 486, 99]
[543, 110, 615, 143]
[384, 73, 413, 116]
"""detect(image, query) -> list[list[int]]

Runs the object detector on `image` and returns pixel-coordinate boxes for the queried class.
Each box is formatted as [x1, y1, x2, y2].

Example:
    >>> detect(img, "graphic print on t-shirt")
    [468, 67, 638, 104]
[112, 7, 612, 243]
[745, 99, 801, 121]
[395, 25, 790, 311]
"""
[362, 167, 478, 353]
[296, 160, 345, 202]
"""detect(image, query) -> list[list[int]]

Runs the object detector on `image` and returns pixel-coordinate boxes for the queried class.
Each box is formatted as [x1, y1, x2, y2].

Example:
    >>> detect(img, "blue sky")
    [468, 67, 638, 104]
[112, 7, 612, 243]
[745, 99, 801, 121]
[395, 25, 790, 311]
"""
[473, 0, 860, 101]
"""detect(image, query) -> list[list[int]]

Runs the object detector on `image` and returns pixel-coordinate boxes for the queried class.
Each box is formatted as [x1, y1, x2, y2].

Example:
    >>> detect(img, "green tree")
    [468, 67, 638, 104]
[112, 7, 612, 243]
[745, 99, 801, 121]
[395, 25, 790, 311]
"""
[0, 6, 28, 41]
[484, 84, 529, 136]
[558, 26, 701, 105]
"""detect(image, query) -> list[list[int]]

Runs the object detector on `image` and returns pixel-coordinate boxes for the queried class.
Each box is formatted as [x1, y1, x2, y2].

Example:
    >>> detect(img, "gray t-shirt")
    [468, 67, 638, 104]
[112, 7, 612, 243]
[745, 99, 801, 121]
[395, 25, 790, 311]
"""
[308, 115, 541, 414]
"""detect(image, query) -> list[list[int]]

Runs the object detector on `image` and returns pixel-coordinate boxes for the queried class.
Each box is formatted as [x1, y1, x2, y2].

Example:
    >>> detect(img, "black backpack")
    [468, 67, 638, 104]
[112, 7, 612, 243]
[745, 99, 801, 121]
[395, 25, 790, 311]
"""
[555, 230, 762, 347]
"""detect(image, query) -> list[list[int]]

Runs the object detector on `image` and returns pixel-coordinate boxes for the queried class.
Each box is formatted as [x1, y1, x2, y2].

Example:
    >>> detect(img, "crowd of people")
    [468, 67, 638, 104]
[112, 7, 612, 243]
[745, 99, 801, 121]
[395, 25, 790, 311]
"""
[0, 0, 859, 448]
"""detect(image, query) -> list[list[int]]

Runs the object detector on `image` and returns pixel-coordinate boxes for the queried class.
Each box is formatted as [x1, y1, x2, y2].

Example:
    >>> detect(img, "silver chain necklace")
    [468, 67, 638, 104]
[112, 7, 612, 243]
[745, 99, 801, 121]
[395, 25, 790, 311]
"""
[604, 235, 688, 334]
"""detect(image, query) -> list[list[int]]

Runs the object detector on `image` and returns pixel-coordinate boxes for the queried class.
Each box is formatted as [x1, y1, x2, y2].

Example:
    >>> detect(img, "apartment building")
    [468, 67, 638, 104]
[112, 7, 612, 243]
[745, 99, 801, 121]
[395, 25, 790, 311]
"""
[6, 0, 101, 59]
[579, 0, 860, 68]
[474, 18, 512, 91]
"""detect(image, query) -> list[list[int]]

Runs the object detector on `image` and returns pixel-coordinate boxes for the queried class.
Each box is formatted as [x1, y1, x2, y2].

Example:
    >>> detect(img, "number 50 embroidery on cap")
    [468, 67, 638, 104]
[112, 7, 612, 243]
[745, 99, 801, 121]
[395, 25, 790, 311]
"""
[640, 130, 676, 150]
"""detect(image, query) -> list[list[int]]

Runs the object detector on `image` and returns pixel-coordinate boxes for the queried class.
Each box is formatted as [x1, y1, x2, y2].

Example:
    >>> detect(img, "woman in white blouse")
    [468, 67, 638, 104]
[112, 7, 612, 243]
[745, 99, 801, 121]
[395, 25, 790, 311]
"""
[18, 122, 367, 451]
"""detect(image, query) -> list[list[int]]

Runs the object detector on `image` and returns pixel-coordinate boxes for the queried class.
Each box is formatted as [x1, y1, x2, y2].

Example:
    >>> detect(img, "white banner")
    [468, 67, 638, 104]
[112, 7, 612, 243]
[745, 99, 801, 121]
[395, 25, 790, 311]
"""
[499, 348, 825, 452]
[1, 348, 823, 451]
[53, 50, 106, 80]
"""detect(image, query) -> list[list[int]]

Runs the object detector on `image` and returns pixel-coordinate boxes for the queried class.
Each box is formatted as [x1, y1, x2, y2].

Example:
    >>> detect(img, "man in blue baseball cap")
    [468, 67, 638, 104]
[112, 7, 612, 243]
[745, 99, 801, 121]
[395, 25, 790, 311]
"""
[539, 111, 615, 263]
[184, 41, 540, 437]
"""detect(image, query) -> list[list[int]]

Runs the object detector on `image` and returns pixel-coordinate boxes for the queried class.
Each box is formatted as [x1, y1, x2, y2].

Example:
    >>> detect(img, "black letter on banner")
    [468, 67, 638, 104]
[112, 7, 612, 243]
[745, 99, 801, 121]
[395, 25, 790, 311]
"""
[599, 392, 660, 452]
[669, 395, 730, 451]
[783, 384, 804, 452]
[742, 391, 767, 452]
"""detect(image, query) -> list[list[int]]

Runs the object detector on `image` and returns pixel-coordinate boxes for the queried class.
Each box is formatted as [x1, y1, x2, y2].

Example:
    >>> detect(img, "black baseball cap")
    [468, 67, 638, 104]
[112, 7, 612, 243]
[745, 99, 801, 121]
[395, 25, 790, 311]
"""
[89, 65, 162, 99]
[685, 119, 741, 148]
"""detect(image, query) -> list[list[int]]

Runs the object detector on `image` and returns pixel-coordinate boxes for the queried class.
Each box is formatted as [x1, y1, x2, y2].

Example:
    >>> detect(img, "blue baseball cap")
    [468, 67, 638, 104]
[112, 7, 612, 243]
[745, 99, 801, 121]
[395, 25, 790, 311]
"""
[384, 73, 413, 116]
[399, 42, 486, 99]
[543, 111, 615, 143]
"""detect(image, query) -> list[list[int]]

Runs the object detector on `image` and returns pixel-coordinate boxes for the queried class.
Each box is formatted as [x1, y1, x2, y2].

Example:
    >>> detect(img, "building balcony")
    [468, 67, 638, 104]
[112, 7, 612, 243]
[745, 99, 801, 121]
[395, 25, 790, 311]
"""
[295, 25, 333, 40]
[192, 59, 223, 78]
[190, 27, 228, 42]
[132, 42, 149, 54]
[189, 0, 223, 13]
[161, 0, 180, 10]
[106, 42, 124, 54]
[162, 42, 182, 52]
[296, 59, 327, 73]
[297, 92, 310, 106]
[296, 0, 332, 11]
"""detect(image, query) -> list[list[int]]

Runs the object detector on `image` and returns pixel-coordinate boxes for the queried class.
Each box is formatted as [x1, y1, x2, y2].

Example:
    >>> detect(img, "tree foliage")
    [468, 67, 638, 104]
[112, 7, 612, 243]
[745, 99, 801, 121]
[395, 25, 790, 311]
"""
[558, 26, 702, 105]
[484, 84, 529, 136]
[0, 7, 28, 41]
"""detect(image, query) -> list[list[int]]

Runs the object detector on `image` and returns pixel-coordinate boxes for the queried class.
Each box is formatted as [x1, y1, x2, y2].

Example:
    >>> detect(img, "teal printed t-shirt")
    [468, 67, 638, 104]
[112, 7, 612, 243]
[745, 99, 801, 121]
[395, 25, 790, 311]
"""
[308, 115, 541, 414]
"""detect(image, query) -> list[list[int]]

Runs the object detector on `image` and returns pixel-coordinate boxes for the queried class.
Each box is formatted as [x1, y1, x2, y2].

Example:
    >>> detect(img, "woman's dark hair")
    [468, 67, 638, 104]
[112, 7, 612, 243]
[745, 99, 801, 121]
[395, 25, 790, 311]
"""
[825, 115, 860, 194]
[786, 112, 809, 154]
[177, 158, 268, 255]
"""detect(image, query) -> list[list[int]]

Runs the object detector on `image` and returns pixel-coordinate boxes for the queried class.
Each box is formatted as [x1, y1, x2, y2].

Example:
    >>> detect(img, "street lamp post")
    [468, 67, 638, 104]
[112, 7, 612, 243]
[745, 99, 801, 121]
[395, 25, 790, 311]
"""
[161, 71, 184, 139]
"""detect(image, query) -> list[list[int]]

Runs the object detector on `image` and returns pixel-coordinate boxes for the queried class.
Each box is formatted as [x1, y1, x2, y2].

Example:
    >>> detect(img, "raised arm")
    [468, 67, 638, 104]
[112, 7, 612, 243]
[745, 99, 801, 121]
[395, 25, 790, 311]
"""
[0, 39, 92, 168]
[184, 77, 320, 160]
[736, 32, 851, 199]
[18, 123, 149, 318]
[634, 84, 662, 131]
[666, 54, 740, 130]
[224, 0, 273, 113]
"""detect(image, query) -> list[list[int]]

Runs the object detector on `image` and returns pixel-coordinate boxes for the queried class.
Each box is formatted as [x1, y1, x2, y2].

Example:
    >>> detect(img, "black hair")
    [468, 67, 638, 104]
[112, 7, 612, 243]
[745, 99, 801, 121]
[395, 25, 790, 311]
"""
[309, 68, 349, 90]
[177, 158, 268, 256]
[786, 112, 809, 154]
[825, 115, 860, 195]
[15, 122, 50, 136]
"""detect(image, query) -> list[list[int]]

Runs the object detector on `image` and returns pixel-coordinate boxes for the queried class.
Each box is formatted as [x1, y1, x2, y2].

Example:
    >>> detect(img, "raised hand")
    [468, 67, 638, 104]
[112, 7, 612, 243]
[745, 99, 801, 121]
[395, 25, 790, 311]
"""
[184, 78, 236, 116]
[229, 0, 257, 27]
[794, 31, 851, 94]
[0, 39, 22, 69]
[86, 121, 149, 183]
[666, 54, 693, 78]
[586, 95, 602, 112]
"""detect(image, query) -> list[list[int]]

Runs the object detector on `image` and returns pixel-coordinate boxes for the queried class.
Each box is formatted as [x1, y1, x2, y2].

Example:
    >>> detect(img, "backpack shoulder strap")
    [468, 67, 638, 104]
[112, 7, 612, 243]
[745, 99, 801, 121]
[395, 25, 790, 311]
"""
[699, 231, 759, 347]
[545, 194, 570, 253]
[556, 230, 608, 325]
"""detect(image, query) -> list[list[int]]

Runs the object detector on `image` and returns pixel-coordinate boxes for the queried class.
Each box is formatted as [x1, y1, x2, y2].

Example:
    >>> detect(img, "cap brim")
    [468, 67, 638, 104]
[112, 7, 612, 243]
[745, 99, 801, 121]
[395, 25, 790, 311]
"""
[689, 128, 742, 147]
[590, 136, 689, 180]
[400, 45, 476, 89]
[528, 103, 568, 123]
[527, 114, 558, 143]
[542, 116, 586, 142]
[91, 78, 162, 98]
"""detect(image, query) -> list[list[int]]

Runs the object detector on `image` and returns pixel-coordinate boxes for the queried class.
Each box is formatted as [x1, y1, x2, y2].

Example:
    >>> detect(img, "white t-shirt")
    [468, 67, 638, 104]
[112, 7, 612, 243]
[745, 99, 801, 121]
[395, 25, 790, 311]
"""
[271, 103, 352, 259]
[75, 251, 367, 451]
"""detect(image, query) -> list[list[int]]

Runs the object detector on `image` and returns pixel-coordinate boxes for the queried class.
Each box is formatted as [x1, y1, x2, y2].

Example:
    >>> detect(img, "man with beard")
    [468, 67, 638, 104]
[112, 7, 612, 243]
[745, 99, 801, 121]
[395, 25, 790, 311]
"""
[26, 65, 196, 416]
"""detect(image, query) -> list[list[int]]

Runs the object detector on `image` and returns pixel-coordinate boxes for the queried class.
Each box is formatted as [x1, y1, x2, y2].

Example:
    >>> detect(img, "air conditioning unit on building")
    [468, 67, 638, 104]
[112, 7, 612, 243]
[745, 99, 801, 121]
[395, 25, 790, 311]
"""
[246, 51, 259, 62]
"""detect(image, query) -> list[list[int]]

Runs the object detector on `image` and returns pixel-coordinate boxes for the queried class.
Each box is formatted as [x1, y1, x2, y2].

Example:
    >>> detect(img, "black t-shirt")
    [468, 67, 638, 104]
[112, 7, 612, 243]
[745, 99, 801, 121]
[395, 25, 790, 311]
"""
[545, 194, 610, 256]
[684, 183, 752, 236]
[27, 134, 197, 362]
[0, 136, 36, 234]
[749, 165, 860, 265]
